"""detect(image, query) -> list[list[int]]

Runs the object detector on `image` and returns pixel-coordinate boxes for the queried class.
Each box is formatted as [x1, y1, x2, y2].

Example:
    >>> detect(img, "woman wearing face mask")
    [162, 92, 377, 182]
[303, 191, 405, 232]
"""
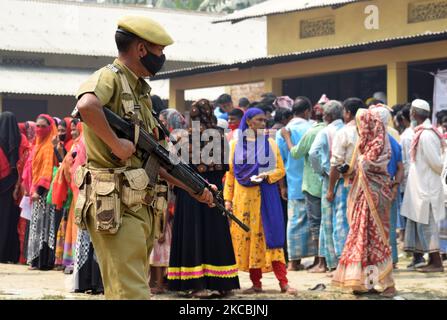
[52, 118, 79, 272]
[53, 118, 73, 163]
[224, 108, 297, 295]
[167, 99, 240, 298]
[26, 114, 58, 270]
[67, 120, 104, 294]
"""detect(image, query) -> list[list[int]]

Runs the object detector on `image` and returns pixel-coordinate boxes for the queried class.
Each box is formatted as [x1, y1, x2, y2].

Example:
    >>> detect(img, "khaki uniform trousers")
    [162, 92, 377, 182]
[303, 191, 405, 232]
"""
[86, 204, 155, 299]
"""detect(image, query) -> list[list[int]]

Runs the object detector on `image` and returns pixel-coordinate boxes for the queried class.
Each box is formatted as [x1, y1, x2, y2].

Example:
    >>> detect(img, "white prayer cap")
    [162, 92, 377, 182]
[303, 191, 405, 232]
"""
[411, 99, 430, 112]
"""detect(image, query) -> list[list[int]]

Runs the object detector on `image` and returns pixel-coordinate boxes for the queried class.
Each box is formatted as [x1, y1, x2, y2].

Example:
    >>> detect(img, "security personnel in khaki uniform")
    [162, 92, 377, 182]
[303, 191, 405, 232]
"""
[74, 16, 214, 300]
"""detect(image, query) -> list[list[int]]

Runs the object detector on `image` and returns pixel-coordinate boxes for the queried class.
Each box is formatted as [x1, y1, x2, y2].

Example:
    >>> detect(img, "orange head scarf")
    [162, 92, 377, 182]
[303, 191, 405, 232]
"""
[32, 114, 57, 192]
[61, 117, 74, 152]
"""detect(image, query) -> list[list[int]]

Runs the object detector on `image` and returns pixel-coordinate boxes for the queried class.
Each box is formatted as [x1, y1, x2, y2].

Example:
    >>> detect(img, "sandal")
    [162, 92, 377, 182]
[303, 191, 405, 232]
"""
[150, 287, 166, 295]
[280, 285, 298, 296]
[380, 287, 397, 298]
[191, 290, 212, 298]
[218, 290, 233, 298]
[308, 267, 328, 273]
[417, 265, 444, 273]
[242, 286, 263, 294]
[353, 288, 379, 295]
[308, 283, 326, 291]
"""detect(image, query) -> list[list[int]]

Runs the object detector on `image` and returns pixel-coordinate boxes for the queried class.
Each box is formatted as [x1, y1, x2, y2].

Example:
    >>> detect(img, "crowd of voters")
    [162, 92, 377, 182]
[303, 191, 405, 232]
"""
[1, 90, 447, 298]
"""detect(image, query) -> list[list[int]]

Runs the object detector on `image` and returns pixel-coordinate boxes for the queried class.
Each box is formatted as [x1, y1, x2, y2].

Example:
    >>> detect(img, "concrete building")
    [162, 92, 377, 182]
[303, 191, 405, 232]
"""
[155, 0, 447, 110]
[0, 0, 266, 121]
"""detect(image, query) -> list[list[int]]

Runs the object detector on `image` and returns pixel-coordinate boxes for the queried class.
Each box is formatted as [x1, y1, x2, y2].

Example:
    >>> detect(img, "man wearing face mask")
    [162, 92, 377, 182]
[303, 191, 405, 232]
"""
[75, 16, 215, 300]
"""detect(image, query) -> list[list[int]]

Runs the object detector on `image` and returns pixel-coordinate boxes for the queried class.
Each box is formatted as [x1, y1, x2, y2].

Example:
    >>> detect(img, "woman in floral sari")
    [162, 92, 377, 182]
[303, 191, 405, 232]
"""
[332, 108, 396, 297]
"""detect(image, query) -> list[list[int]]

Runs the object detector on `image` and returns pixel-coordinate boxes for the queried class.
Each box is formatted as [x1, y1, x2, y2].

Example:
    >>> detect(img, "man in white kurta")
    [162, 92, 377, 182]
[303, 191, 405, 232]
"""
[398, 108, 414, 242]
[401, 99, 445, 273]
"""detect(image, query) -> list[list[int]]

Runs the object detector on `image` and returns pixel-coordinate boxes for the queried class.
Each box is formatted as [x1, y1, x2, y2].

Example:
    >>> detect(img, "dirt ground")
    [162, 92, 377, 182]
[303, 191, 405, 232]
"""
[1, 251, 447, 300]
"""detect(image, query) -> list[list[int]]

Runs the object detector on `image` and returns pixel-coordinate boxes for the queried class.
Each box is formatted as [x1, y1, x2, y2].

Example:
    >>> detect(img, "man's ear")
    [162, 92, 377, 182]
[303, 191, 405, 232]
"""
[305, 109, 311, 118]
[136, 41, 147, 58]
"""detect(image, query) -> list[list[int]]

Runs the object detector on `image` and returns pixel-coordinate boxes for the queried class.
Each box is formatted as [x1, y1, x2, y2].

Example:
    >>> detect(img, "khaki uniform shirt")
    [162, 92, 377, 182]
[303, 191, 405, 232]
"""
[76, 59, 157, 169]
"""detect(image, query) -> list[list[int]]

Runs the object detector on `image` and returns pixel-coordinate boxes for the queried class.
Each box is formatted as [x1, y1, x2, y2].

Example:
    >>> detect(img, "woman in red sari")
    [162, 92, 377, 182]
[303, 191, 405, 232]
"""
[332, 108, 396, 297]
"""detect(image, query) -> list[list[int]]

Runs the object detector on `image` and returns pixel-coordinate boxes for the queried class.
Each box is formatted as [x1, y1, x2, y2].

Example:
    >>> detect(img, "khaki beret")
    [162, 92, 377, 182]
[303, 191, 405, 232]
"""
[117, 15, 174, 46]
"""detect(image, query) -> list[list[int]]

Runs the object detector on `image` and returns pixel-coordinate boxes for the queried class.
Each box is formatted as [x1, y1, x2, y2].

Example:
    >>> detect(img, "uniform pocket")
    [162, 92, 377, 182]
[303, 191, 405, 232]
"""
[74, 166, 88, 189]
[74, 167, 91, 230]
[92, 173, 121, 234]
[122, 169, 149, 212]
[74, 187, 90, 230]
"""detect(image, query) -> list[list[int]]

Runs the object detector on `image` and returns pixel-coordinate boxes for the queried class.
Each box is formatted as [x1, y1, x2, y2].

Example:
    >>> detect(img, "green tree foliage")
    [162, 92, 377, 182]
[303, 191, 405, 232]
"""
[154, 0, 203, 10]
[90, 0, 267, 12]
[102, 0, 150, 4]
[198, 0, 266, 13]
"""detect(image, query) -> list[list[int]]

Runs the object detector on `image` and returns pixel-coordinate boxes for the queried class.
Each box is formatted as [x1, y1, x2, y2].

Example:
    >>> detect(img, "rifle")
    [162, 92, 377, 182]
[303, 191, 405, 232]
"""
[77, 107, 250, 233]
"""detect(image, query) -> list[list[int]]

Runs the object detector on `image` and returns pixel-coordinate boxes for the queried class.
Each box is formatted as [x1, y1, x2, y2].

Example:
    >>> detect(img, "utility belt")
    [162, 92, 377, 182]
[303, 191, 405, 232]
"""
[73, 165, 167, 235]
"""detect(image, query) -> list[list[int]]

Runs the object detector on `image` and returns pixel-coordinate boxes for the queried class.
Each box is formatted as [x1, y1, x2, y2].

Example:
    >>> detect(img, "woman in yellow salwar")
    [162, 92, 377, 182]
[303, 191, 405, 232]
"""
[332, 108, 396, 297]
[224, 108, 297, 295]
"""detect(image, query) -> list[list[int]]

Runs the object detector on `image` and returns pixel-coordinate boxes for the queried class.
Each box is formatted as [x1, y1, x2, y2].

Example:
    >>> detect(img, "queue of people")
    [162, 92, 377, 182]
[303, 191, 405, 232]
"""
[0, 112, 103, 294]
[1, 90, 447, 299]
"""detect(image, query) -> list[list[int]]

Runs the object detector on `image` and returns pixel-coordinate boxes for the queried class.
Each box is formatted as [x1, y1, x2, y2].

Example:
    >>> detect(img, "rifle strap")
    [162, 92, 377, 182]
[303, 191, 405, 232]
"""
[117, 71, 141, 146]
[106, 64, 140, 142]
[144, 153, 160, 189]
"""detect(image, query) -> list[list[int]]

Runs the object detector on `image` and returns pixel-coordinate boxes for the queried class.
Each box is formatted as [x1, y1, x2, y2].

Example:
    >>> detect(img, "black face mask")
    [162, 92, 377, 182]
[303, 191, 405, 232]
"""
[59, 134, 66, 142]
[140, 51, 166, 76]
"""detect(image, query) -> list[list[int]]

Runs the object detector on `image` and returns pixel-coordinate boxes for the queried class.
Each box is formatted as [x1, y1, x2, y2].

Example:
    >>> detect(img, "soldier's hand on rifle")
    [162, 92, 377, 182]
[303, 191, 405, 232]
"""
[225, 200, 233, 212]
[112, 138, 136, 162]
[191, 187, 215, 207]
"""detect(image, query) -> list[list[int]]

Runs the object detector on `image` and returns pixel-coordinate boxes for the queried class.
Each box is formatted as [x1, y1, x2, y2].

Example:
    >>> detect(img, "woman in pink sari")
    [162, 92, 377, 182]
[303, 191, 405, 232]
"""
[332, 108, 396, 297]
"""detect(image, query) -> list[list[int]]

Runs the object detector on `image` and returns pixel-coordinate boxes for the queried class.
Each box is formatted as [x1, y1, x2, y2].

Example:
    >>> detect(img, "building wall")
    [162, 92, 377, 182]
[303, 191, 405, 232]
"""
[169, 39, 447, 107]
[267, 0, 447, 55]
[2, 93, 76, 122]
[228, 82, 265, 105]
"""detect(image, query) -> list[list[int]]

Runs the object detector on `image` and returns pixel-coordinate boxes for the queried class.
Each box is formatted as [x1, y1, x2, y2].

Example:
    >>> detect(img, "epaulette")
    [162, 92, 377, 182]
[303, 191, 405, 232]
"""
[106, 64, 120, 73]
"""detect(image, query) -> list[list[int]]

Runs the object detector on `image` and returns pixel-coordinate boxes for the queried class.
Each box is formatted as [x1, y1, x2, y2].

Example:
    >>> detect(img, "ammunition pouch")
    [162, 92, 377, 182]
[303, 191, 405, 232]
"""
[151, 181, 168, 239]
[91, 169, 123, 234]
[122, 168, 150, 213]
[74, 166, 125, 235]
[74, 166, 91, 230]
